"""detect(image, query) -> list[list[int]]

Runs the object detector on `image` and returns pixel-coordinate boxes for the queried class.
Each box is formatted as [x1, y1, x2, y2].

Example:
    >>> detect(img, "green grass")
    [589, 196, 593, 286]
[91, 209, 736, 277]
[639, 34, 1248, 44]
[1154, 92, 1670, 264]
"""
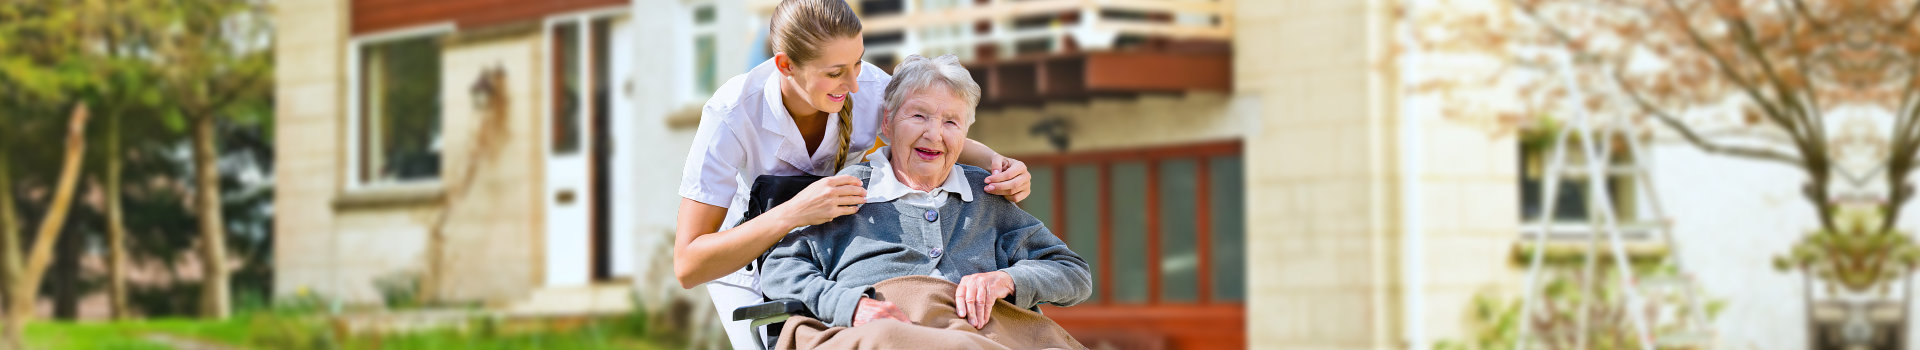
[25, 317, 250, 349]
[335, 325, 675, 350]
[24, 313, 674, 350]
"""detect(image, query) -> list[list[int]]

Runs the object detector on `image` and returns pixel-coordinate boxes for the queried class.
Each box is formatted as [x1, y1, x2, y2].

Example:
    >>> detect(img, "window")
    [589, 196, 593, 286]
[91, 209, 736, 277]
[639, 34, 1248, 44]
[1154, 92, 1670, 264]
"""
[1019, 141, 1245, 305]
[1517, 129, 1658, 243]
[691, 3, 719, 95]
[355, 33, 445, 185]
[551, 16, 618, 156]
[858, 0, 904, 17]
[553, 22, 583, 154]
[1518, 132, 1639, 224]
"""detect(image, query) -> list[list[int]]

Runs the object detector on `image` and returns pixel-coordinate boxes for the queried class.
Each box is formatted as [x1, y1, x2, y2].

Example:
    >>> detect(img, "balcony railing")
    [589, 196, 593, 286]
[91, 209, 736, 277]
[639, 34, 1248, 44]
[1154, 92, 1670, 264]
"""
[850, 0, 1234, 108]
[854, 0, 1232, 63]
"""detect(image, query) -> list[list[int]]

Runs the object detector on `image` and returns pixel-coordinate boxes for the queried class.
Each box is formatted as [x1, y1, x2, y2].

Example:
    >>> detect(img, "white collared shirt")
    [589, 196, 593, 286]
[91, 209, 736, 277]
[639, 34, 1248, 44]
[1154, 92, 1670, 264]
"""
[863, 146, 974, 209]
[680, 58, 892, 231]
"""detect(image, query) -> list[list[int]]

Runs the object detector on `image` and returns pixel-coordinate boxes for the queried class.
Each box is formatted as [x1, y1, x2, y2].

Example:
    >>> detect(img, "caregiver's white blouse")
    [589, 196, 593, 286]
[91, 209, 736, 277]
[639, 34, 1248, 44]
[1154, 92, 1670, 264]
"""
[679, 57, 893, 350]
[679, 58, 891, 234]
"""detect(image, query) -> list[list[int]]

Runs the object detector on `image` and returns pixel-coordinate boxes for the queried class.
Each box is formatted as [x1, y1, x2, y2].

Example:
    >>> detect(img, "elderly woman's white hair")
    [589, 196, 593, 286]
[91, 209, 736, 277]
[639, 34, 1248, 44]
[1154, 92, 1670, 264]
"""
[880, 54, 982, 126]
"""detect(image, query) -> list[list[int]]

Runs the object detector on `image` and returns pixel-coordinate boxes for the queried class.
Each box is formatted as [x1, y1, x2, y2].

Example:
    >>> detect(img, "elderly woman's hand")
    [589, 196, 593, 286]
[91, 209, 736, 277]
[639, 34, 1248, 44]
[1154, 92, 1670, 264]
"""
[954, 271, 1014, 329]
[852, 296, 910, 327]
[981, 155, 1031, 202]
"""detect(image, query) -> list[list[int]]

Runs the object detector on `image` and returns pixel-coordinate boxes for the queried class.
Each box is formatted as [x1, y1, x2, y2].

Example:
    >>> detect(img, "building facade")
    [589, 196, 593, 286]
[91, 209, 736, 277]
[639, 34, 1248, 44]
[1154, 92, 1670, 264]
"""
[278, 0, 1534, 349]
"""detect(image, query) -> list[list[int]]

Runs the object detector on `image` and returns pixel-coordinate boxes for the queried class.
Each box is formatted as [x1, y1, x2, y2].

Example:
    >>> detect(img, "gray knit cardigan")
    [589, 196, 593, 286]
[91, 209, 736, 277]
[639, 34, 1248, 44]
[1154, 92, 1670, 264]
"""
[758, 163, 1093, 327]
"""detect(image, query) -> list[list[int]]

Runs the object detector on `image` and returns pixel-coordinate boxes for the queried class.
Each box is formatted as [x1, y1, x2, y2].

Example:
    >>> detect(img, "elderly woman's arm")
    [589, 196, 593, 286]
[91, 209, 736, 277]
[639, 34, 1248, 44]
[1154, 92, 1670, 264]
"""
[757, 229, 872, 327]
[996, 214, 1093, 309]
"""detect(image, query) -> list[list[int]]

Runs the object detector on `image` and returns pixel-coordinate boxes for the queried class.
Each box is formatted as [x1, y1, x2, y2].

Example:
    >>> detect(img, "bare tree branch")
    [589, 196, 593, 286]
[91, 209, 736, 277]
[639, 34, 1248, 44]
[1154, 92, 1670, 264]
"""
[1612, 71, 1805, 167]
[1662, 0, 1807, 142]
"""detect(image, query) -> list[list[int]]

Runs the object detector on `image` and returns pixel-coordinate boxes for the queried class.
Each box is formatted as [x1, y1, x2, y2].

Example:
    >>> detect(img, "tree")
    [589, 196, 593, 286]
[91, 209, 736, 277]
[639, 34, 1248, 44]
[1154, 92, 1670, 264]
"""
[1411, 0, 1920, 347]
[89, 0, 169, 320]
[147, 0, 272, 320]
[0, 0, 101, 346]
[0, 105, 90, 348]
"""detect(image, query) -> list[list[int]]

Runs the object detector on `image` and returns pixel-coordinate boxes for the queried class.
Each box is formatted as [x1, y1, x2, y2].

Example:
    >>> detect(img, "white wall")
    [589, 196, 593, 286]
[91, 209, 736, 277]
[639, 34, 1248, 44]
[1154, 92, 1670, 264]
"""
[1646, 136, 1815, 348]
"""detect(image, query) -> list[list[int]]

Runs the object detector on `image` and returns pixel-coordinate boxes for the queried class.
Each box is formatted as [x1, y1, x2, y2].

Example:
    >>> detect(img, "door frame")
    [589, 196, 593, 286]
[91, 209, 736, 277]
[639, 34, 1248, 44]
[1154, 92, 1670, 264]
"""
[540, 7, 630, 287]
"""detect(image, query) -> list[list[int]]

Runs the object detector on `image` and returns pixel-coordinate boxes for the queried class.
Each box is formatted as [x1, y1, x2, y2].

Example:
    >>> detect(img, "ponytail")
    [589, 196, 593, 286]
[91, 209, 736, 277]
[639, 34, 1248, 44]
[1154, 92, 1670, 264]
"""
[832, 98, 854, 171]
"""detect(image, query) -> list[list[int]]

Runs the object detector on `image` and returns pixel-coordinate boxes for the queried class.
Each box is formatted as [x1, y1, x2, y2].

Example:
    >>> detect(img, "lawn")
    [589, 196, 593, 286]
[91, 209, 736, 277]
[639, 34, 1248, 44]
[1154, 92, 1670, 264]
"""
[25, 312, 676, 350]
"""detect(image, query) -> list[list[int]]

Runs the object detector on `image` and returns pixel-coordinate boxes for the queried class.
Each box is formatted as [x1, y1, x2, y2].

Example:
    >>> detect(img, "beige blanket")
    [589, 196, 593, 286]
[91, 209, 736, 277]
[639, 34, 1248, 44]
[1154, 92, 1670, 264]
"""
[775, 275, 1088, 350]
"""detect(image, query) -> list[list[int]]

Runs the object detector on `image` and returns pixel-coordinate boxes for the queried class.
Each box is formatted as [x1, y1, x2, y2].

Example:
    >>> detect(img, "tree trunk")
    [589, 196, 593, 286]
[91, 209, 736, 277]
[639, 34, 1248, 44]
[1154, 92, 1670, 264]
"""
[189, 114, 230, 320]
[106, 111, 130, 320]
[0, 115, 19, 348]
[5, 104, 90, 348]
[50, 227, 79, 320]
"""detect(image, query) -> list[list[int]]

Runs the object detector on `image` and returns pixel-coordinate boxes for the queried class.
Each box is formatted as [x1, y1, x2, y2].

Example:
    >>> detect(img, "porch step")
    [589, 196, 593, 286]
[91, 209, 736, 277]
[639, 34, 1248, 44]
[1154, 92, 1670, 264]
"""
[499, 283, 635, 317]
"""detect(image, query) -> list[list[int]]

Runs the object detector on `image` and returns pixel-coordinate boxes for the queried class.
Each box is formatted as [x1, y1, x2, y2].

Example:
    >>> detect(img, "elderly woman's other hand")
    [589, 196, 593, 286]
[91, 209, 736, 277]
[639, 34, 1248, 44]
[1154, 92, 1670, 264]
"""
[954, 271, 1015, 329]
[853, 296, 910, 327]
[982, 155, 1031, 202]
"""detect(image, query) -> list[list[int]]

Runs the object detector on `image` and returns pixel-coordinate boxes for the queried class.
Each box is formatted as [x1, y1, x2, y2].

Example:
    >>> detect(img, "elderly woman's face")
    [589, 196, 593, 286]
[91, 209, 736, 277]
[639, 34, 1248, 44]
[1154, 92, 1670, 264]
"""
[883, 84, 971, 189]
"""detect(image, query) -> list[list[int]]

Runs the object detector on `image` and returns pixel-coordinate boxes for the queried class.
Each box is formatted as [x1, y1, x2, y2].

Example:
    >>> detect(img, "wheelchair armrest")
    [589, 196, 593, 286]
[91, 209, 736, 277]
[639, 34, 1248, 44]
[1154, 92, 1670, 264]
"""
[732, 298, 809, 324]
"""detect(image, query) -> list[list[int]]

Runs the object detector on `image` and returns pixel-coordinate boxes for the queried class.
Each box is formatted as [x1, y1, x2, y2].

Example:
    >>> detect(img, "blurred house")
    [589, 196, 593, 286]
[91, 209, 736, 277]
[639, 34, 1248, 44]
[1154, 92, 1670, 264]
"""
[273, 0, 645, 312]
[276, 0, 1529, 349]
[628, 1, 1522, 349]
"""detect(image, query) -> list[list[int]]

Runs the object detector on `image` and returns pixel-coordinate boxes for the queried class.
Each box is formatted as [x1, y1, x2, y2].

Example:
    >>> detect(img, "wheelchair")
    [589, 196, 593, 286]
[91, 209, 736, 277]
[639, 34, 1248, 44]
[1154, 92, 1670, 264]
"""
[726, 175, 826, 349]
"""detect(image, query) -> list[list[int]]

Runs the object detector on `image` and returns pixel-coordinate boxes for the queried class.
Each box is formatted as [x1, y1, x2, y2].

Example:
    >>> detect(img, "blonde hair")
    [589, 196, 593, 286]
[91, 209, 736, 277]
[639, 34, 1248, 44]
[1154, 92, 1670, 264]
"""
[770, 0, 863, 171]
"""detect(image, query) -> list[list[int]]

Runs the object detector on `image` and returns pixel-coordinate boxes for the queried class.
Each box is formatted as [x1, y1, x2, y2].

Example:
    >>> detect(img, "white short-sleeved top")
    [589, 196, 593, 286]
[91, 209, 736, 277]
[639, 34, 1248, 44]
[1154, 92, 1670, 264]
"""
[680, 58, 892, 231]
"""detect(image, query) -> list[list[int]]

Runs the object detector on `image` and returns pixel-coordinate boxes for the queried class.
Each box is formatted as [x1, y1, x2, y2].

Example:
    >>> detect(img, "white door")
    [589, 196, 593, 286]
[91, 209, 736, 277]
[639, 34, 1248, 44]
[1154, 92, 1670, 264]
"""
[544, 17, 594, 287]
[607, 17, 637, 279]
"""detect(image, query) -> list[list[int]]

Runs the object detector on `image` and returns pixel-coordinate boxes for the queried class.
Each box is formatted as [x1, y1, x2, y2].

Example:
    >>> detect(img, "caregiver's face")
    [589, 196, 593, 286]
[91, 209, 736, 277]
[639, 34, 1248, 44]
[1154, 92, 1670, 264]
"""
[883, 83, 971, 189]
[782, 35, 864, 114]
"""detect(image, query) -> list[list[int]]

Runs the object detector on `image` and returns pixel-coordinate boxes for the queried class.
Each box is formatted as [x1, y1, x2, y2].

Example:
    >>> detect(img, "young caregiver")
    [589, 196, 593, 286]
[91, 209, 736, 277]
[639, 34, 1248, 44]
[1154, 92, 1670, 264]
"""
[673, 0, 1032, 347]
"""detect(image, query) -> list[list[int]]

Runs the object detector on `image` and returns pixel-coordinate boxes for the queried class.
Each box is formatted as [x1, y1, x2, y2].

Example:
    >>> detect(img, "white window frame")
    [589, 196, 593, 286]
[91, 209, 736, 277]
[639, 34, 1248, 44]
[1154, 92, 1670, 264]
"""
[344, 23, 456, 192]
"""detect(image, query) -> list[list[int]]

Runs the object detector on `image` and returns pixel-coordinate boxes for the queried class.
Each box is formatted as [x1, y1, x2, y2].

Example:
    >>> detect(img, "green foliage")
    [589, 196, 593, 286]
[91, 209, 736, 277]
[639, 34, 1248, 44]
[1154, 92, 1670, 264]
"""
[1438, 263, 1723, 350]
[373, 271, 423, 310]
[1774, 205, 1920, 293]
[1, 0, 279, 322]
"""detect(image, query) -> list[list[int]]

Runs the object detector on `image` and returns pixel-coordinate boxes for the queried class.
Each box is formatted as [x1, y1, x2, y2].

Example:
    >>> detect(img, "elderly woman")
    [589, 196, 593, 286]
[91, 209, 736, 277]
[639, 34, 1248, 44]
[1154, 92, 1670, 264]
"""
[757, 54, 1092, 350]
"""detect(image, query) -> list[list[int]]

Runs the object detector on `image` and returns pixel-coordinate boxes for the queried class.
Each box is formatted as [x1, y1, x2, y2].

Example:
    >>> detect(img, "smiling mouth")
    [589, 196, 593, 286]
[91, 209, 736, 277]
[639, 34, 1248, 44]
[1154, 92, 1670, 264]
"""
[913, 147, 944, 160]
[827, 93, 847, 102]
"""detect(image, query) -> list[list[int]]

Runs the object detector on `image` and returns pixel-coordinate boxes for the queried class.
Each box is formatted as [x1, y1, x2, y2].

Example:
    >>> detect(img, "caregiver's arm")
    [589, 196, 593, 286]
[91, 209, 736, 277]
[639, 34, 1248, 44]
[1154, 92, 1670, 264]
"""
[673, 176, 865, 289]
[958, 139, 1032, 202]
[675, 104, 868, 288]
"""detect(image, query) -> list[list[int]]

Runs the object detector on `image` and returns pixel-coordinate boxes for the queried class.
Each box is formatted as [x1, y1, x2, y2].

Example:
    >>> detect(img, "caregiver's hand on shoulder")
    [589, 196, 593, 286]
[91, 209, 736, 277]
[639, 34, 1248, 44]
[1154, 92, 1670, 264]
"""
[775, 175, 866, 227]
[982, 156, 1031, 202]
[853, 296, 909, 327]
[955, 271, 1014, 329]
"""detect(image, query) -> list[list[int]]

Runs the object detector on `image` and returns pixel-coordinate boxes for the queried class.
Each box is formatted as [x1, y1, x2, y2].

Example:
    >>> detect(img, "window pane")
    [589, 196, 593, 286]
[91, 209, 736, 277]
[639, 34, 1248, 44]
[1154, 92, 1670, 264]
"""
[1064, 164, 1101, 303]
[1518, 143, 1638, 223]
[592, 18, 614, 153]
[692, 4, 716, 25]
[360, 35, 442, 183]
[1110, 162, 1148, 303]
[1210, 156, 1245, 302]
[1023, 166, 1056, 230]
[695, 35, 718, 94]
[1158, 159, 1198, 303]
[553, 23, 582, 154]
